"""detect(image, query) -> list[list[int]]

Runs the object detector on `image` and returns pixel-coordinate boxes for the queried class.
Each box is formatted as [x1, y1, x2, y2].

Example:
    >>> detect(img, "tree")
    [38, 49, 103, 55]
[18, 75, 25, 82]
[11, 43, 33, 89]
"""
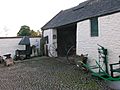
[17, 25, 31, 36]
[17, 25, 42, 37]
[37, 30, 42, 37]
[30, 30, 38, 36]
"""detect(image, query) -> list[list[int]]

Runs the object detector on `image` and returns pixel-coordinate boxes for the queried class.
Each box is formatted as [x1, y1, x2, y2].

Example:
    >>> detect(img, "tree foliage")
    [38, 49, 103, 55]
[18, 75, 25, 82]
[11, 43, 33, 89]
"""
[17, 25, 31, 36]
[36, 30, 42, 37]
[17, 25, 41, 37]
[30, 30, 38, 36]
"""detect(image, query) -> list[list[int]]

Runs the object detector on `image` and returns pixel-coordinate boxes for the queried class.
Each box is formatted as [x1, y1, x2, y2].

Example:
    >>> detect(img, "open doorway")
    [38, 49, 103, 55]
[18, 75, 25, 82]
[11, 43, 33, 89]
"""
[57, 23, 76, 57]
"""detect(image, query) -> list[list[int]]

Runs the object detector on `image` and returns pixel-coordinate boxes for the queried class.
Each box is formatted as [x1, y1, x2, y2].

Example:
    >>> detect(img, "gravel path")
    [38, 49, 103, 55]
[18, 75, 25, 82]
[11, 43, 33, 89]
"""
[0, 56, 112, 90]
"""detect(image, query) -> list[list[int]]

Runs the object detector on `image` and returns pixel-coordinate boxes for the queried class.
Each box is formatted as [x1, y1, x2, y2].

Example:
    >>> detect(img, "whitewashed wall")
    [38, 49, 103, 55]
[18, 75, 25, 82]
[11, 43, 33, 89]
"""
[77, 12, 120, 74]
[77, 20, 99, 66]
[0, 37, 40, 58]
[43, 29, 53, 45]
[99, 12, 120, 64]
[43, 29, 57, 57]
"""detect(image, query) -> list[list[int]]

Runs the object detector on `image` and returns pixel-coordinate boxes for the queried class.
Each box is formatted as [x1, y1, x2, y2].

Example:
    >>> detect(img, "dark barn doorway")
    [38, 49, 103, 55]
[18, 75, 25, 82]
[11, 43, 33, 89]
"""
[57, 23, 76, 56]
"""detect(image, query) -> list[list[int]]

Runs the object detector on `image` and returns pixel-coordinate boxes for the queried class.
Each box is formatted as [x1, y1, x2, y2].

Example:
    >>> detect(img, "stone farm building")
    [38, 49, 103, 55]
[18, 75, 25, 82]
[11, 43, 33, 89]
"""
[41, 0, 120, 75]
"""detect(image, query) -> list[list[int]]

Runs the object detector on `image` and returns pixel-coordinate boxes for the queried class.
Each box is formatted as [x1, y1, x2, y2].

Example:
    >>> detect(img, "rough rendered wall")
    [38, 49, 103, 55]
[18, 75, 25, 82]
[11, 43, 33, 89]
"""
[77, 20, 99, 66]
[43, 29, 53, 45]
[99, 12, 120, 64]
[77, 12, 120, 70]
[43, 29, 57, 57]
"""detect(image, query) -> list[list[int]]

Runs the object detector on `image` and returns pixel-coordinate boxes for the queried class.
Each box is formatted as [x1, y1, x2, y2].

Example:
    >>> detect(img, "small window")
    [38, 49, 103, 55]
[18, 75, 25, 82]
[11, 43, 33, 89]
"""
[90, 17, 99, 37]
[53, 35, 57, 39]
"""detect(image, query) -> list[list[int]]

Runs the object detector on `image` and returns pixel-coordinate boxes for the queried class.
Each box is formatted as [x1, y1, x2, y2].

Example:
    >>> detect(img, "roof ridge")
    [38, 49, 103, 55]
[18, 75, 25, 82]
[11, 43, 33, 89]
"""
[72, 0, 101, 11]
[42, 0, 120, 30]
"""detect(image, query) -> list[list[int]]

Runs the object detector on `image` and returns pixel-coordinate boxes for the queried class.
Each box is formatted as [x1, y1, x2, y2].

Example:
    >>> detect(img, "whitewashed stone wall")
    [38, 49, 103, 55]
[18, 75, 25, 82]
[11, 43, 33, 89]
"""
[0, 37, 40, 59]
[43, 29, 53, 45]
[43, 29, 57, 57]
[99, 12, 120, 64]
[77, 12, 120, 74]
[77, 20, 99, 66]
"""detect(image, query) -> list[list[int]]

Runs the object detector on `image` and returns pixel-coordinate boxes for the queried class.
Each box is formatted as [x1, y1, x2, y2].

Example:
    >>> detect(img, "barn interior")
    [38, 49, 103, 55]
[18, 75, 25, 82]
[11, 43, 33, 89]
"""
[57, 23, 77, 57]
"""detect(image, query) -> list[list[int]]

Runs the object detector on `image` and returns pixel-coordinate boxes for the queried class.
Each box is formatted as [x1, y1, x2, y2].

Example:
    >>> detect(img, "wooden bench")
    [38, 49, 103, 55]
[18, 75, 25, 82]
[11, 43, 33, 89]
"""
[110, 61, 120, 77]
[110, 56, 120, 77]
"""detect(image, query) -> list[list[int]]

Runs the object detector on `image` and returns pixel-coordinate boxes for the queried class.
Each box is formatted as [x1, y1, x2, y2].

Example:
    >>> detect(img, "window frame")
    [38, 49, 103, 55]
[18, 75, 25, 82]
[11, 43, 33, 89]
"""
[90, 17, 99, 37]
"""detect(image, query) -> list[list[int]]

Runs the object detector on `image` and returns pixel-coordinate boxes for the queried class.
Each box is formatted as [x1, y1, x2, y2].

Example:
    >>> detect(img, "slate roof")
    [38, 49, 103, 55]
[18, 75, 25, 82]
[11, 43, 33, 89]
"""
[42, 0, 120, 30]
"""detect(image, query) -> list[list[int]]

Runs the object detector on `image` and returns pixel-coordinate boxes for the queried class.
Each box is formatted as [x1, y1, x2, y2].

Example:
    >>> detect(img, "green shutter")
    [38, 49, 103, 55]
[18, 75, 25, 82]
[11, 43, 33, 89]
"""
[90, 17, 98, 37]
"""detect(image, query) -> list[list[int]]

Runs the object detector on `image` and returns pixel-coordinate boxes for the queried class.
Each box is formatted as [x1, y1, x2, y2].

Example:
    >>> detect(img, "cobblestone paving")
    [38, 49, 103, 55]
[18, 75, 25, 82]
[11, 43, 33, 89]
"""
[0, 57, 112, 90]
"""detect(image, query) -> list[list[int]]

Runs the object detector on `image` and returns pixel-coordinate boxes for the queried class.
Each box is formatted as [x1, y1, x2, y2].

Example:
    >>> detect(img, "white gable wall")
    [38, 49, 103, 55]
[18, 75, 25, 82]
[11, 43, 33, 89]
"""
[77, 12, 120, 72]
[43, 29, 57, 57]
[43, 29, 53, 45]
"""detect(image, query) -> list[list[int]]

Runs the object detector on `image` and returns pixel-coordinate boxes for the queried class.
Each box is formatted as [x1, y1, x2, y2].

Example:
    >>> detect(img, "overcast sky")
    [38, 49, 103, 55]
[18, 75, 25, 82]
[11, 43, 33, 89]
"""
[0, 0, 86, 37]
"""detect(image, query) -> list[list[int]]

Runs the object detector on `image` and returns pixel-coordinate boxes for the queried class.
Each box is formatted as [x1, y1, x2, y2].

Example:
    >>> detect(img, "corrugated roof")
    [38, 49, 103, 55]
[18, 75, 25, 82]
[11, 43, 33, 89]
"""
[41, 0, 120, 30]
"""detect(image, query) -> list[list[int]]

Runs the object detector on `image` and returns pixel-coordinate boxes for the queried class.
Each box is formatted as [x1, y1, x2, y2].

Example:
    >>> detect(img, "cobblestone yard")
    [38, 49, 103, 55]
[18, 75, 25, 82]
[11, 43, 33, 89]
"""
[0, 56, 112, 90]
